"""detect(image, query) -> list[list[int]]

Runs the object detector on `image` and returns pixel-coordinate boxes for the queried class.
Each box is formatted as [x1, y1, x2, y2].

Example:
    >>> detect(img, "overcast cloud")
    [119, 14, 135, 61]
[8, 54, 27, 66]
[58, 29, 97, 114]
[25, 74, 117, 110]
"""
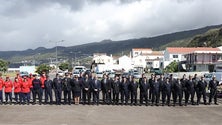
[0, 0, 222, 51]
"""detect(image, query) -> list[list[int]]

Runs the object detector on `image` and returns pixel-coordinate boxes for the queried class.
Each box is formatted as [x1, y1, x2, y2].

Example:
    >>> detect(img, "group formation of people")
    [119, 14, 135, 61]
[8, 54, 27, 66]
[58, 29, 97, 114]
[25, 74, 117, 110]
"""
[0, 72, 221, 106]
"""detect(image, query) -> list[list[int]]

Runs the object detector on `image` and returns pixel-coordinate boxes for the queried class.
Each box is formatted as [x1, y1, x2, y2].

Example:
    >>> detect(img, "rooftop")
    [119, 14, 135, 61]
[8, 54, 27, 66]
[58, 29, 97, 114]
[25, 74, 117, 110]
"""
[166, 47, 221, 54]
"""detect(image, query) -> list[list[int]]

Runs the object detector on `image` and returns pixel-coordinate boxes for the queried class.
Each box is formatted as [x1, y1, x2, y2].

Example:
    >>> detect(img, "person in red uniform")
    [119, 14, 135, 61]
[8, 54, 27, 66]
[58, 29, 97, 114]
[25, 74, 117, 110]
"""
[0, 73, 4, 104]
[40, 72, 46, 99]
[16, 73, 23, 83]
[4, 76, 13, 105]
[14, 77, 22, 104]
[21, 76, 31, 105]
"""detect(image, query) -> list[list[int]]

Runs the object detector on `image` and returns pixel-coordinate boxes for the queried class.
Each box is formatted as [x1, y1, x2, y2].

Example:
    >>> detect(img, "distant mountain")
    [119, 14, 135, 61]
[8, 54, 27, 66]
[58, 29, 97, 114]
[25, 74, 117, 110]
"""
[1, 24, 222, 63]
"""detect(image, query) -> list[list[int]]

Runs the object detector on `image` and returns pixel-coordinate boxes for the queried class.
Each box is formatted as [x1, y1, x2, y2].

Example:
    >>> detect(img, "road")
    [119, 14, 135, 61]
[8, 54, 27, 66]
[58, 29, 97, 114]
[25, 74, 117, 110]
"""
[0, 102, 222, 125]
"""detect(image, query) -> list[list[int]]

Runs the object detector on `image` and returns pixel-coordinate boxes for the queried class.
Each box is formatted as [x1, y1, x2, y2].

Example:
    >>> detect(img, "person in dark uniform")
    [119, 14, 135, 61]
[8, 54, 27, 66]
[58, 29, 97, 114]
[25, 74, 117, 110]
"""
[185, 75, 195, 105]
[173, 78, 183, 106]
[32, 74, 42, 105]
[139, 77, 150, 106]
[91, 75, 101, 105]
[196, 76, 207, 105]
[113, 76, 120, 105]
[44, 75, 53, 105]
[139, 73, 145, 106]
[208, 76, 220, 105]
[62, 73, 72, 105]
[120, 77, 130, 105]
[108, 75, 114, 104]
[101, 74, 111, 105]
[130, 76, 138, 106]
[128, 75, 133, 103]
[52, 74, 63, 105]
[151, 76, 160, 106]
[72, 75, 81, 105]
[192, 74, 199, 102]
[162, 77, 172, 106]
[180, 74, 187, 103]
[148, 74, 155, 101]
[82, 74, 91, 105]
[158, 74, 165, 105]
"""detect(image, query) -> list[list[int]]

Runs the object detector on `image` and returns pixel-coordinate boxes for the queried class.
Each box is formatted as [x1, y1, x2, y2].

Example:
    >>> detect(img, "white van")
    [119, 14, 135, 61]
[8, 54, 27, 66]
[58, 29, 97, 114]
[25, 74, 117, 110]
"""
[73, 66, 86, 72]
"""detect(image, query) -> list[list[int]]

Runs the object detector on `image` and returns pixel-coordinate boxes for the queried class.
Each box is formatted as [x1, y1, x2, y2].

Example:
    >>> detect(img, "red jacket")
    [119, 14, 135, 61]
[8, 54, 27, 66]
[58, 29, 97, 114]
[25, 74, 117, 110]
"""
[0, 78, 4, 91]
[21, 81, 31, 93]
[14, 81, 21, 93]
[4, 80, 13, 93]
[28, 77, 34, 88]
[40, 76, 46, 88]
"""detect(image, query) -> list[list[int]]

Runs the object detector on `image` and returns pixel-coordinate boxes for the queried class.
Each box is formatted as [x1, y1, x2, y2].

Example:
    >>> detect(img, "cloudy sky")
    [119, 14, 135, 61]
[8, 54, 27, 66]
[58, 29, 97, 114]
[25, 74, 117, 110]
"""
[0, 0, 222, 51]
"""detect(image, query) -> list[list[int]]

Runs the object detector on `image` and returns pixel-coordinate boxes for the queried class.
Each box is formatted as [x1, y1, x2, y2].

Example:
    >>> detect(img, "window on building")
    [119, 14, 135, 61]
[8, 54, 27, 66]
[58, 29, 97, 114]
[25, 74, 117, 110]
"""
[212, 55, 216, 62]
[173, 55, 178, 58]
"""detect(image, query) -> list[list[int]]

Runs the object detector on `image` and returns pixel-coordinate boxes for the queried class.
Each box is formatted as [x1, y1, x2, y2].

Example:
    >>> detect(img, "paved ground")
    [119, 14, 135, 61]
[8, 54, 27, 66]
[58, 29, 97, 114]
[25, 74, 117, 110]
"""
[0, 102, 222, 125]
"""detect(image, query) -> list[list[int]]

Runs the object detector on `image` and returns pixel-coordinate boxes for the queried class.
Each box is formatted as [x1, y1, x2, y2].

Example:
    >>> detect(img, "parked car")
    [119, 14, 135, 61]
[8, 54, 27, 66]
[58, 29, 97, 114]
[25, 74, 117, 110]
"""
[73, 71, 80, 77]
[109, 72, 116, 79]
[96, 72, 104, 78]
[133, 72, 141, 79]
[20, 71, 29, 77]
[57, 71, 64, 76]
[122, 72, 129, 78]
[150, 68, 163, 75]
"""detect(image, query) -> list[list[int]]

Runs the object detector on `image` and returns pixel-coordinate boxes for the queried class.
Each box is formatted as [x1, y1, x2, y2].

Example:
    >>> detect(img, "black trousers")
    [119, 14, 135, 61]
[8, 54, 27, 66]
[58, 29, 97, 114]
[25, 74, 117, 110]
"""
[197, 91, 206, 104]
[185, 90, 195, 104]
[121, 91, 129, 104]
[5, 92, 12, 102]
[93, 91, 99, 104]
[162, 91, 171, 105]
[131, 91, 137, 104]
[113, 92, 119, 104]
[64, 90, 71, 104]
[209, 90, 218, 104]
[33, 89, 42, 104]
[152, 92, 160, 104]
[55, 90, 62, 104]
[173, 91, 183, 105]
[102, 90, 111, 104]
[14, 92, 22, 103]
[83, 90, 90, 104]
[140, 92, 148, 104]
[45, 89, 53, 103]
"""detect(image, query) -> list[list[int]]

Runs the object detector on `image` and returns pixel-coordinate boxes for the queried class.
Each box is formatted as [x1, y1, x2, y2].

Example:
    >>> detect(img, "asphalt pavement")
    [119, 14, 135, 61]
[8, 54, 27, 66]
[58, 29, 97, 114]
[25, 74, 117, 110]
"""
[0, 100, 222, 125]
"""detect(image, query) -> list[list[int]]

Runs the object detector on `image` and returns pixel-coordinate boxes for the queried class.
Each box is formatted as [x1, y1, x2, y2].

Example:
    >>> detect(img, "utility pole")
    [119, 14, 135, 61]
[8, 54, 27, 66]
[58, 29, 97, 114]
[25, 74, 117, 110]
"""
[49, 40, 65, 73]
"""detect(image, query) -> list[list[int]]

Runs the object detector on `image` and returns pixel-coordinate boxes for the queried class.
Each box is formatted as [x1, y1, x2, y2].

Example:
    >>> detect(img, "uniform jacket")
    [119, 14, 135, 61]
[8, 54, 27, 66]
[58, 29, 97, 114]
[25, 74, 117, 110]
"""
[62, 77, 72, 91]
[91, 79, 101, 91]
[21, 80, 31, 93]
[13, 81, 22, 93]
[0, 78, 4, 91]
[4, 80, 13, 93]
[44, 79, 53, 90]
[101, 78, 111, 92]
[113, 80, 121, 93]
[208, 80, 219, 92]
[197, 80, 207, 92]
[40, 76, 46, 88]
[53, 78, 63, 91]
[32, 79, 42, 90]
[140, 81, 150, 93]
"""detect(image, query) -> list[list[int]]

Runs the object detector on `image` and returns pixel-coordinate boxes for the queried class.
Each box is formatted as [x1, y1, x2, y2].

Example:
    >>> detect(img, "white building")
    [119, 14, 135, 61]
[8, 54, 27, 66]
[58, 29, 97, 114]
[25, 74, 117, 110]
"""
[118, 55, 133, 71]
[93, 55, 113, 65]
[133, 55, 146, 68]
[132, 48, 152, 58]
